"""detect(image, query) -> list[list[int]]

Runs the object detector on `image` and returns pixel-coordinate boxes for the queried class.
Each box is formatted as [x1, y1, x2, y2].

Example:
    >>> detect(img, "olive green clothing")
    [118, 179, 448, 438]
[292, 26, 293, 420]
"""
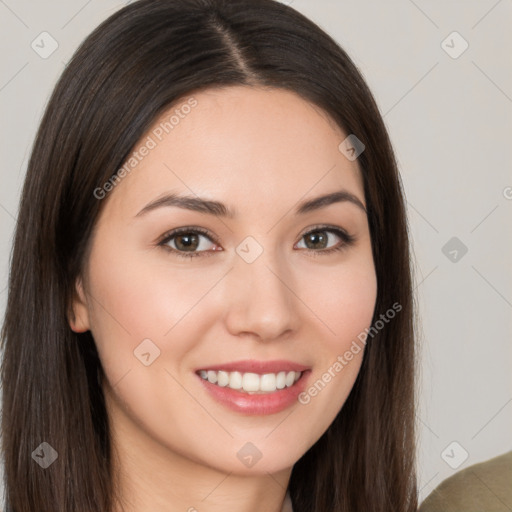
[419, 450, 512, 512]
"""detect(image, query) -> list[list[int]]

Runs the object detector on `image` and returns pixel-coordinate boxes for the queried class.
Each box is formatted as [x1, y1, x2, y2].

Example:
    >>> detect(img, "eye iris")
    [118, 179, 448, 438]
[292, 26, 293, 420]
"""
[175, 233, 199, 251]
[305, 231, 327, 249]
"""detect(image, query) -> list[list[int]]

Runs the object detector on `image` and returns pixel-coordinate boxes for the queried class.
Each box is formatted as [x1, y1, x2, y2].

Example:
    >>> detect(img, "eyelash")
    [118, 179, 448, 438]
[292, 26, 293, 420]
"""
[157, 225, 356, 259]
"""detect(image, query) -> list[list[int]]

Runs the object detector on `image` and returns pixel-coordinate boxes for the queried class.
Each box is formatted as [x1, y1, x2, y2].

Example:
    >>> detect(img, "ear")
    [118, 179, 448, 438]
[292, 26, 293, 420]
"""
[68, 276, 91, 333]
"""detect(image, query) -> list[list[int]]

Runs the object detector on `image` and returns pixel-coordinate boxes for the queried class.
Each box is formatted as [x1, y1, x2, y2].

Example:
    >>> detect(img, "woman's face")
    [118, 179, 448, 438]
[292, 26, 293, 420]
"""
[71, 86, 377, 476]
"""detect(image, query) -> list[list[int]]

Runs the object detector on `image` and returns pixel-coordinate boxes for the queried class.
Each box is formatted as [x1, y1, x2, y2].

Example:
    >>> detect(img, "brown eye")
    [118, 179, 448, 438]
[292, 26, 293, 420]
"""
[159, 228, 219, 258]
[296, 226, 356, 255]
[174, 233, 200, 252]
[303, 231, 329, 250]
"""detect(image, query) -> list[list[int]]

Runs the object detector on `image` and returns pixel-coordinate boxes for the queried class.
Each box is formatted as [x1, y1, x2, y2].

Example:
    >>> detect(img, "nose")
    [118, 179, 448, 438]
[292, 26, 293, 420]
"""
[222, 244, 300, 342]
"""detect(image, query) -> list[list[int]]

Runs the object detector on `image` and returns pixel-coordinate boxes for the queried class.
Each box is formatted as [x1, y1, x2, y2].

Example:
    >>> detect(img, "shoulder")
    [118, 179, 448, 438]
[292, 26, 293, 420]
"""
[419, 450, 512, 512]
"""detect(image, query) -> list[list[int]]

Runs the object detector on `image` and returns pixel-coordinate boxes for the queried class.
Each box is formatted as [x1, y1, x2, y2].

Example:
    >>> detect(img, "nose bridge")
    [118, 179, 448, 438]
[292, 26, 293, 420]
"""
[223, 237, 299, 340]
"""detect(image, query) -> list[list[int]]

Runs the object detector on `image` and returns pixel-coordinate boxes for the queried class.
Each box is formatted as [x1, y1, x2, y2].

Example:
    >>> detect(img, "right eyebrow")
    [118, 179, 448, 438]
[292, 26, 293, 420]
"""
[135, 193, 236, 219]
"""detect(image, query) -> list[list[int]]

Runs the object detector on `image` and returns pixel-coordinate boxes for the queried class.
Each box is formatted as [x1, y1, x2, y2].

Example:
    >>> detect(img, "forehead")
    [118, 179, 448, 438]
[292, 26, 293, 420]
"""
[103, 86, 365, 219]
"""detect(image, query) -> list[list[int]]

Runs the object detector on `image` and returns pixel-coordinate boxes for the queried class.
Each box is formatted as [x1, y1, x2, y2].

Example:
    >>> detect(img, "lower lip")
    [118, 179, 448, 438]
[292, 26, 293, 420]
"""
[196, 371, 311, 415]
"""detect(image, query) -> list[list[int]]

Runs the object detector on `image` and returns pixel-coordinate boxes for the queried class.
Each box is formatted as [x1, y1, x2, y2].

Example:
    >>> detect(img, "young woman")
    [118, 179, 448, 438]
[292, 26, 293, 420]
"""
[1, 1, 417, 510]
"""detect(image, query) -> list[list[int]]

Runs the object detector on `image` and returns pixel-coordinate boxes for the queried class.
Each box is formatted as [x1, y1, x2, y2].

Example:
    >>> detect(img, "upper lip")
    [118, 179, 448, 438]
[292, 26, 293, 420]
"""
[195, 359, 310, 374]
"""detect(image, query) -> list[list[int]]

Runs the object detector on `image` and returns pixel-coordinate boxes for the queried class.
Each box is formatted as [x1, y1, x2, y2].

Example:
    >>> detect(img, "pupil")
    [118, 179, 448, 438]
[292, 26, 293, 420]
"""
[307, 231, 326, 249]
[176, 234, 198, 251]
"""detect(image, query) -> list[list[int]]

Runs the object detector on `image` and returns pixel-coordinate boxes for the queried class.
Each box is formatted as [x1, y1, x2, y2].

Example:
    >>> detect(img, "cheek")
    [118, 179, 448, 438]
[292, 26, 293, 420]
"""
[85, 244, 227, 371]
[294, 257, 377, 433]
[309, 255, 378, 351]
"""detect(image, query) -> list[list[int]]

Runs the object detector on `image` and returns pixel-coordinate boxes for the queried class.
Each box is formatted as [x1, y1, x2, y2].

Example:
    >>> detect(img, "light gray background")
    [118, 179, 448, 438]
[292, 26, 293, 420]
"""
[1, 0, 511, 507]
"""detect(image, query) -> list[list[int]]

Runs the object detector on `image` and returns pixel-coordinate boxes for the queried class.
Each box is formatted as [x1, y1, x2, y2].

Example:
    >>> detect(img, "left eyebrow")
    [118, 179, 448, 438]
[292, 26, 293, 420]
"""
[135, 189, 367, 219]
[295, 190, 367, 215]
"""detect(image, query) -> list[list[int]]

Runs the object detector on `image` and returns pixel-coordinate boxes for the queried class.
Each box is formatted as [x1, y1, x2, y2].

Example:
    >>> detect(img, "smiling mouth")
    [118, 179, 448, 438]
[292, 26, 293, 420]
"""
[196, 369, 303, 394]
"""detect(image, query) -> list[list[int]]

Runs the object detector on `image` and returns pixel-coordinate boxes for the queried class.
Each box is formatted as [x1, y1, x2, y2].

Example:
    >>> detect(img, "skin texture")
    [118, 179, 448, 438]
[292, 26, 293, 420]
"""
[70, 86, 378, 512]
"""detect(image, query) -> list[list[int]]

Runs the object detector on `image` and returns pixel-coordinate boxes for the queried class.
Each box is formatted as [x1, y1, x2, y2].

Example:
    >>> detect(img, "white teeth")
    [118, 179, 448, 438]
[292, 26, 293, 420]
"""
[217, 370, 229, 387]
[285, 371, 295, 387]
[260, 373, 276, 392]
[229, 371, 242, 390]
[198, 369, 303, 393]
[242, 372, 260, 392]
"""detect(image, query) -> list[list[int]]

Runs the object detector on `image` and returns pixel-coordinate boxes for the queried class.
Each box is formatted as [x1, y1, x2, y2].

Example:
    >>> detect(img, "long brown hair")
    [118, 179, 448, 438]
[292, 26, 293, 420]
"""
[1, 0, 417, 510]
